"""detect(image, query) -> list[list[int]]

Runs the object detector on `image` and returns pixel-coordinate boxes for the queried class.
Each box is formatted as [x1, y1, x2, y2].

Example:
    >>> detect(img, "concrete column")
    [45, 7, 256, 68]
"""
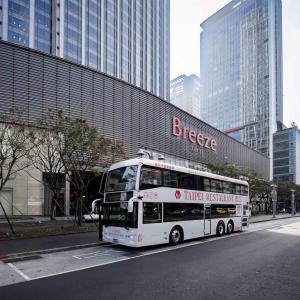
[271, 184, 277, 218]
[65, 173, 70, 216]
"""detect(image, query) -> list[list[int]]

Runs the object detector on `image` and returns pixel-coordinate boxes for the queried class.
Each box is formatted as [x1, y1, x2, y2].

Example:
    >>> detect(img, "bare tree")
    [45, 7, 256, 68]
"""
[28, 127, 65, 220]
[38, 111, 126, 226]
[0, 112, 35, 233]
[57, 115, 125, 226]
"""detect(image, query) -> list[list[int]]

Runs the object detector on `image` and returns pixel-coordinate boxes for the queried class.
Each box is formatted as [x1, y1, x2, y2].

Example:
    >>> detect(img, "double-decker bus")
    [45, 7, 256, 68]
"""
[101, 158, 250, 247]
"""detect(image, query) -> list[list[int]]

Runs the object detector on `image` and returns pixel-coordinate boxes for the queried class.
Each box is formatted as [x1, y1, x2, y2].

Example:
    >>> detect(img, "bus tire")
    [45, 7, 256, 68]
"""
[227, 220, 234, 234]
[216, 221, 225, 236]
[169, 226, 183, 246]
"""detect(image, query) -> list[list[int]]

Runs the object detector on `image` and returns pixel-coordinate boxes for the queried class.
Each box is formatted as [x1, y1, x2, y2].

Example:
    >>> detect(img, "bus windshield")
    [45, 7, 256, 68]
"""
[106, 165, 138, 192]
[103, 202, 138, 228]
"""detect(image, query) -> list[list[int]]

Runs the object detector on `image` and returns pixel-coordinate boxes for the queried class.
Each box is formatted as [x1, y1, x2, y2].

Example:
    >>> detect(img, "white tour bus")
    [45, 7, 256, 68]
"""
[102, 158, 250, 247]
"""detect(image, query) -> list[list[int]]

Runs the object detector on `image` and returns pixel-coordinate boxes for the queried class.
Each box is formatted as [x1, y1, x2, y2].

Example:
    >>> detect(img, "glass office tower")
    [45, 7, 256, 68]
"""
[200, 0, 283, 177]
[0, 0, 170, 100]
[273, 125, 300, 184]
[170, 74, 201, 119]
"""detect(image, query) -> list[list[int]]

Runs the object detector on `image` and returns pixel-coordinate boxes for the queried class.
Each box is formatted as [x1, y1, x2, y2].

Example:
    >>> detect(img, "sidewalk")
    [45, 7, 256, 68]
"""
[0, 216, 98, 241]
[250, 212, 300, 223]
[0, 231, 101, 258]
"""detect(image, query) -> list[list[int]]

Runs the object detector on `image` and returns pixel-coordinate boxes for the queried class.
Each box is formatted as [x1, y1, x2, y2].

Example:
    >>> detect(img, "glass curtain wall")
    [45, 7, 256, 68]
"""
[86, 0, 101, 70]
[64, 0, 82, 64]
[34, 0, 52, 53]
[7, 0, 30, 47]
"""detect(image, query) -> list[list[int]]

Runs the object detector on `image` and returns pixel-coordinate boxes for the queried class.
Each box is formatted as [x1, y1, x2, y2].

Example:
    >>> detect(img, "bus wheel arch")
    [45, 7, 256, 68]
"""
[216, 221, 225, 236]
[227, 220, 234, 234]
[169, 225, 184, 246]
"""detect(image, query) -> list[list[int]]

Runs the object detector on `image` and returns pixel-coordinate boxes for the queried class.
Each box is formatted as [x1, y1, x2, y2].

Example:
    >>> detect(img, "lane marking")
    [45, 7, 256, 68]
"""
[9, 237, 228, 281]
[7, 263, 31, 281]
[73, 249, 124, 260]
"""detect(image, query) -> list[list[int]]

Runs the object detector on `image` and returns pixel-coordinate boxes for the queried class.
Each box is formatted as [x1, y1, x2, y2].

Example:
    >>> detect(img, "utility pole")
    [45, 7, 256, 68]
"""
[290, 189, 295, 216]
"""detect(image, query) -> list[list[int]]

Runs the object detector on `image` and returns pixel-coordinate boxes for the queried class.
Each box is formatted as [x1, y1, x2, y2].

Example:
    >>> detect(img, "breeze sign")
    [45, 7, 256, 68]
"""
[172, 116, 217, 151]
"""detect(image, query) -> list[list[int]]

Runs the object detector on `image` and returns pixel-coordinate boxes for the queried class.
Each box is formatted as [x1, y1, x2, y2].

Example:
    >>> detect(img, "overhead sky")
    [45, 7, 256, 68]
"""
[170, 0, 300, 128]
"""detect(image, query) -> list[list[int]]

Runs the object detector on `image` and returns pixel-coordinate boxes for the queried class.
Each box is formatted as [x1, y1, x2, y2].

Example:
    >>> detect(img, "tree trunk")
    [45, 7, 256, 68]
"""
[50, 195, 56, 220]
[77, 196, 83, 226]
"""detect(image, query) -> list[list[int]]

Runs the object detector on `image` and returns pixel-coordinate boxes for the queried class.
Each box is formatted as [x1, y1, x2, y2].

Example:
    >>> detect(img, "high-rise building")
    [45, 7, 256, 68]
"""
[273, 124, 300, 184]
[170, 74, 201, 119]
[200, 0, 283, 177]
[0, 0, 170, 100]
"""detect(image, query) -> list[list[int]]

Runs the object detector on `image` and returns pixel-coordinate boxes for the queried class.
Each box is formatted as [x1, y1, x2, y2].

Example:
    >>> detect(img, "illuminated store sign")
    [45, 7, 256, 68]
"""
[172, 116, 217, 151]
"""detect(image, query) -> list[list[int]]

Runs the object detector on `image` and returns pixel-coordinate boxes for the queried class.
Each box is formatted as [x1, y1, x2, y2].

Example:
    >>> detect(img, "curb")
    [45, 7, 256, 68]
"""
[250, 214, 300, 224]
[0, 241, 109, 263]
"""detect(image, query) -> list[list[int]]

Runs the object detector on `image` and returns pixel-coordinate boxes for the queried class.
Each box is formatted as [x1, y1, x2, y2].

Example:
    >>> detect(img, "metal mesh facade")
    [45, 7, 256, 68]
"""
[0, 41, 269, 179]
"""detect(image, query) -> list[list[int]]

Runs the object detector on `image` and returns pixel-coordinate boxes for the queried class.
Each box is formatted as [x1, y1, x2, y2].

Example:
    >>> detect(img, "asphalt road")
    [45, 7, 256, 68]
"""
[1, 219, 300, 300]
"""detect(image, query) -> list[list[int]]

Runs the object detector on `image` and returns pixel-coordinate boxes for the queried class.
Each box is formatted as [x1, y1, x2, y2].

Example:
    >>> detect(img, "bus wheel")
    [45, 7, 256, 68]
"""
[227, 221, 234, 234]
[216, 221, 225, 236]
[169, 226, 183, 246]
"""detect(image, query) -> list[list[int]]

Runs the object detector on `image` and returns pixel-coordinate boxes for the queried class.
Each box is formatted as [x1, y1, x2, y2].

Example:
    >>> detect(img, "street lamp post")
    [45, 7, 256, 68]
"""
[271, 184, 277, 218]
[290, 189, 296, 216]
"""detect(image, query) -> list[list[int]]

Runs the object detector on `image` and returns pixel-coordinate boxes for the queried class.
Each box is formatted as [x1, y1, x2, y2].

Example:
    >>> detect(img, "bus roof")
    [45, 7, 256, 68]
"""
[108, 158, 249, 186]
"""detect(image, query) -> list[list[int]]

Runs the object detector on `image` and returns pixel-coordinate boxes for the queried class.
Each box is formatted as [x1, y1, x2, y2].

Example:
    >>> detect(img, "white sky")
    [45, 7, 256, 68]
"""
[170, 0, 300, 128]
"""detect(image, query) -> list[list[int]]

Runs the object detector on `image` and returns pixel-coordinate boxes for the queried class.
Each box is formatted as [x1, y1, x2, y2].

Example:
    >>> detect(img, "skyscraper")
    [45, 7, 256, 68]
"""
[200, 0, 283, 177]
[170, 74, 201, 119]
[0, 0, 170, 100]
[273, 124, 300, 184]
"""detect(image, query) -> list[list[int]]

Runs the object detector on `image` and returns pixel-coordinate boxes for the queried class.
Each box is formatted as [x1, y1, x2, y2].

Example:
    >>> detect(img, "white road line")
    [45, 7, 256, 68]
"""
[73, 249, 124, 260]
[8, 220, 299, 283]
[15, 238, 224, 282]
[7, 263, 31, 281]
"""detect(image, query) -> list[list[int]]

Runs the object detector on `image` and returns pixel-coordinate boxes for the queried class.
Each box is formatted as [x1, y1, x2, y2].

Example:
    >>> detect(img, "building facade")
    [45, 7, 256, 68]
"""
[273, 125, 300, 184]
[170, 74, 201, 119]
[200, 0, 283, 177]
[0, 0, 170, 100]
[0, 41, 269, 216]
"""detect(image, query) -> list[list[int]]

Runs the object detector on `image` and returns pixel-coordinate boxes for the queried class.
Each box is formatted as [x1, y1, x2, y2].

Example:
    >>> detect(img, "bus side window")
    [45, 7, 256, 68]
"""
[179, 173, 197, 190]
[211, 180, 222, 193]
[241, 185, 248, 196]
[143, 203, 162, 224]
[163, 170, 178, 188]
[235, 184, 241, 195]
[230, 182, 235, 194]
[140, 167, 162, 190]
[197, 176, 204, 191]
[222, 181, 231, 194]
[203, 178, 211, 192]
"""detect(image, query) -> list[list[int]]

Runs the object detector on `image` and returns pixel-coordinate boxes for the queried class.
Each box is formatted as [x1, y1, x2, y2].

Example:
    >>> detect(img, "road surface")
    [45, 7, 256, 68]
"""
[0, 218, 300, 300]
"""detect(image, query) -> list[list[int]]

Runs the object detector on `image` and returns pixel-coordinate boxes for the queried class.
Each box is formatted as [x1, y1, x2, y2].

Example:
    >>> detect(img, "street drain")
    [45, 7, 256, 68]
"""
[3, 255, 42, 264]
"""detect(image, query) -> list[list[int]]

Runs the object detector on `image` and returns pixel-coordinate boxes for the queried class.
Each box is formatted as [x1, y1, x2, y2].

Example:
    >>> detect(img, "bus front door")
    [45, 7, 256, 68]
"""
[204, 204, 211, 235]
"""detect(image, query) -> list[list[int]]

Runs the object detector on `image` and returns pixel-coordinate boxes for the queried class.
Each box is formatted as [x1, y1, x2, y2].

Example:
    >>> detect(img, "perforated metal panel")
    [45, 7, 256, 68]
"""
[0, 41, 270, 179]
